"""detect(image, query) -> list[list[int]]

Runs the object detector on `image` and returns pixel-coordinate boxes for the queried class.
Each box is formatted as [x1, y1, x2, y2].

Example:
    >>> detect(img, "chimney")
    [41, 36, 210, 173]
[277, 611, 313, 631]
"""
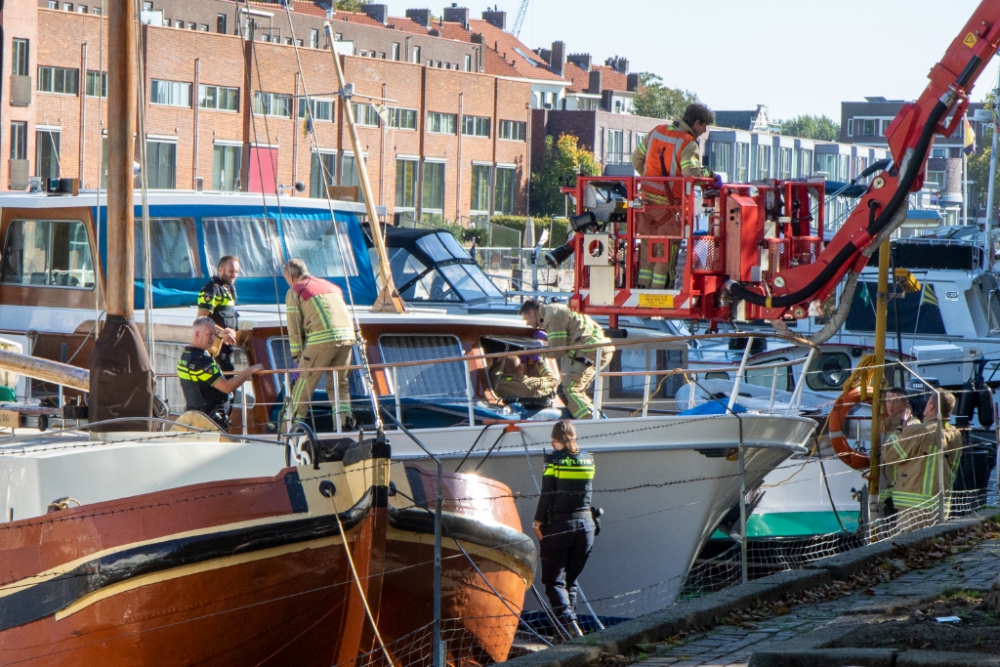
[406, 8, 432, 27]
[567, 53, 591, 72]
[605, 56, 628, 74]
[536, 48, 552, 65]
[442, 4, 469, 28]
[550, 40, 566, 76]
[471, 32, 484, 44]
[361, 3, 388, 24]
[482, 8, 506, 29]
[626, 72, 639, 92]
[588, 70, 602, 95]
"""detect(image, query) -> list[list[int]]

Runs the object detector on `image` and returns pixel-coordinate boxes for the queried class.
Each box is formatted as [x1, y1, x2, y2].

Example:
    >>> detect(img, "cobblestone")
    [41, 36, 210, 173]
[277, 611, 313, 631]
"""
[632, 535, 1000, 667]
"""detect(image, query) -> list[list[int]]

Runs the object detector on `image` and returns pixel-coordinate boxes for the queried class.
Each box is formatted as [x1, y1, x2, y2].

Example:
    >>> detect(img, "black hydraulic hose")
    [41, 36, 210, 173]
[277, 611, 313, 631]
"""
[729, 99, 950, 309]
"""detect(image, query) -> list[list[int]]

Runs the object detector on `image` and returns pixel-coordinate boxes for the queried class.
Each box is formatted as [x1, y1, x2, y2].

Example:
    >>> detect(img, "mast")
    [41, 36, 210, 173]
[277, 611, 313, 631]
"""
[324, 24, 405, 314]
[87, 0, 154, 430]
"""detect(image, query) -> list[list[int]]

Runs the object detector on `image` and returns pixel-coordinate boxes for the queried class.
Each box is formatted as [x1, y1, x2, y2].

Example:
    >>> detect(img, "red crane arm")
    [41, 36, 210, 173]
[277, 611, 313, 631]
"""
[729, 1, 1000, 316]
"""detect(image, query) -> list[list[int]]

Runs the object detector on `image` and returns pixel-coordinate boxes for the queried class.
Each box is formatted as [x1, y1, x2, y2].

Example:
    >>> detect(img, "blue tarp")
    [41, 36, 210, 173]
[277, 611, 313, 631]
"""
[96, 203, 378, 310]
[678, 401, 748, 416]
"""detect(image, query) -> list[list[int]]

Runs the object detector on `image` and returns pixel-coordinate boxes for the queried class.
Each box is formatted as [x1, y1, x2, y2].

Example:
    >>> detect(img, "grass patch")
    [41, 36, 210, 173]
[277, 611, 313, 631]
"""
[941, 588, 984, 604]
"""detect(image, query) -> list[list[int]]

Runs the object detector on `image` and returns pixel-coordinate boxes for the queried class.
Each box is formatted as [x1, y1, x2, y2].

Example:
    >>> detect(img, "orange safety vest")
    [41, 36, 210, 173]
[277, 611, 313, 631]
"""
[642, 124, 694, 202]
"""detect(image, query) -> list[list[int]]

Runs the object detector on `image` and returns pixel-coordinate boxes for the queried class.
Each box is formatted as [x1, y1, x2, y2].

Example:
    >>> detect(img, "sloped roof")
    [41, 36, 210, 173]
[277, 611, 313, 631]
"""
[327, 10, 387, 28]
[592, 65, 628, 92]
[388, 16, 432, 35]
[714, 110, 760, 131]
[483, 48, 520, 77]
[562, 61, 591, 93]
[467, 18, 566, 82]
[436, 20, 474, 42]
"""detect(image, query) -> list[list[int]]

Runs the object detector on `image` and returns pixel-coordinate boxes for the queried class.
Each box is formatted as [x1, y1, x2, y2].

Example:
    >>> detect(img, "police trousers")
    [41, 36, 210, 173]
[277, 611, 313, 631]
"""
[540, 516, 595, 624]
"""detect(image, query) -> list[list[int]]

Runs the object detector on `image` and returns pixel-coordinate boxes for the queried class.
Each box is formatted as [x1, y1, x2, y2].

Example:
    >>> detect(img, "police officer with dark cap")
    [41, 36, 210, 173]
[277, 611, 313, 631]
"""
[197, 255, 241, 373]
[177, 317, 262, 427]
[533, 420, 598, 637]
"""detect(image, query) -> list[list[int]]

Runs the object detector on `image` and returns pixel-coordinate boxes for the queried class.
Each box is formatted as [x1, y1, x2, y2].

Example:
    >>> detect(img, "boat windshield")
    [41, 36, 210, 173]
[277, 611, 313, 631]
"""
[386, 245, 503, 304]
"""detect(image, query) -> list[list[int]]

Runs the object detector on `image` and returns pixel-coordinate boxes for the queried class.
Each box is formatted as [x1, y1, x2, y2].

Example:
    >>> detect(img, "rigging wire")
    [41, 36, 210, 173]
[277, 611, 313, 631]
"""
[133, 0, 155, 369]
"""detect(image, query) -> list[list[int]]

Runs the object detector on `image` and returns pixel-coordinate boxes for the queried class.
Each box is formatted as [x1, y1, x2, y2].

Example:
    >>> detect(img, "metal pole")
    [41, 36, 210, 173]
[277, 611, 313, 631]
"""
[464, 360, 475, 426]
[729, 337, 754, 410]
[937, 388, 946, 523]
[986, 88, 1000, 272]
[868, 240, 891, 532]
[333, 370, 341, 434]
[642, 374, 651, 418]
[737, 416, 748, 585]
[768, 366, 778, 413]
[434, 457, 444, 667]
[592, 349, 603, 420]
[241, 387, 248, 438]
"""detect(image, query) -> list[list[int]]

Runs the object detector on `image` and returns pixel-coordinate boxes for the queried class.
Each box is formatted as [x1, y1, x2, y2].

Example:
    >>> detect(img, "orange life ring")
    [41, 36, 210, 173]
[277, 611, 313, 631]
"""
[828, 387, 872, 471]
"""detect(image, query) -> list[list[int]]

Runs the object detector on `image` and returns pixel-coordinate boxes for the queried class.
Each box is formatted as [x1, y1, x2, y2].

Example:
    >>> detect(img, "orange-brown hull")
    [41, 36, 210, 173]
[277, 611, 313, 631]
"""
[0, 464, 382, 667]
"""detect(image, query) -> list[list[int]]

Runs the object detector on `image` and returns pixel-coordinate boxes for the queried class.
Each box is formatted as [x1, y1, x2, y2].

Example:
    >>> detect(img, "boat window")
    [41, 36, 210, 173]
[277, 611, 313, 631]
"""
[134, 218, 197, 279]
[609, 347, 685, 399]
[267, 336, 366, 397]
[846, 281, 946, 335]
[415, 234, 452, 262]
[463, 263, 504, 298]
[282, 216, 358, 277]
[203, 217, 281, 278]
[387, 247, 428, 296]
[805, 352, 852, 392]
[745, 359, 792, 392]
[0, 219, 95, 288]
[437, 232, 470, 259]
[439, 264, 492, 301]
[378, 334, 467, 401]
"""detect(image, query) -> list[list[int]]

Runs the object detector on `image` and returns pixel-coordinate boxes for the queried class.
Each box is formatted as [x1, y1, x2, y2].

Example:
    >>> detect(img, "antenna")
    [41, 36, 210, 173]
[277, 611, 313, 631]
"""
[512, 0, 529, 37]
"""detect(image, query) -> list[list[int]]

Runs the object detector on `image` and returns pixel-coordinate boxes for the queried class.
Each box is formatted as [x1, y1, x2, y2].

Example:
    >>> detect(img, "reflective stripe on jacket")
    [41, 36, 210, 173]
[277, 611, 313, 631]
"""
[285, 276, 356, 359]
[882, 422, 963, 508]
[538, 303, 610, 360]
[533, 450, 595, 522]
[198, 277, 238, 329]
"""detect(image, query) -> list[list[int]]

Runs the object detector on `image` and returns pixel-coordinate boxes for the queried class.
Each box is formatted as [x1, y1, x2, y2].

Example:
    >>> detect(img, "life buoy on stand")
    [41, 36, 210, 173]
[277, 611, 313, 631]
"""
[828, 386, 872, 471]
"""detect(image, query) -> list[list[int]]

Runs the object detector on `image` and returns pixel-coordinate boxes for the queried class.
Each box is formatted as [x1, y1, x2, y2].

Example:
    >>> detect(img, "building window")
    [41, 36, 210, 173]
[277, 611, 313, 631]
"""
[341, 153, 359, 187]
[310, 151, 336, 198]
[412, 46, 421, 64]
[77, 5, 87, 13]
[427, 112, 456, 135]
[10, 122, 27, 160]
[298, 98, 334, 123]
[799, 149, 813, 176]
[392, 43, 401, 60]
[253, 91, 293, 118]
[142, 1, 152, 9]
[146, 140, 177, 189]
[388, 108, 418, 130]
[925, 170, 946, 189]
[931, 147, 948, 158]
[495, 166, 516, 215]
[462, 116, 490, 138]
[199, 24, 209, 32]
[395, 158, 418, 211]
[755, 144, 771, 179]
[217, 13, 227, 33]
[187, 22, 196, 30]
[860, 119, 878, 137]
[734, 143, 749, 182]
[881, 119, 892, 136]
[778, 147, 793, 179]
[847, 119, 854, 137]
[91, 7, 100, 14]
[355, 103, 380, 127]
[709, 142, 730, 175]
[422, 161, 445, 220]
[498, 120, 526, 141]
[36, 130, 60, 180]
[606, 130, 624, 164]
[47, 1, 57, 7]
[62, 3, 73, 10]
[309, 29, 319, 48]
[85, 70, 107, 97]
[464, 54, 472, 71]
[37, 66, 79, 95]
[212, 144, 241, 191]
[199, 84, 240, 112]
[359, 50, 368, 57]
[0, 219, 95, 289]
[150, 79, 191, 107]
[471, 164, 491, 212]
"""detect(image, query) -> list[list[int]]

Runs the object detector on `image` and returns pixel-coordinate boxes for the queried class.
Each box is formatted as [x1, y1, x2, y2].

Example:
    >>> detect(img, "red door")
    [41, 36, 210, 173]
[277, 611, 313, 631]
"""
[247, 146, 278, 194]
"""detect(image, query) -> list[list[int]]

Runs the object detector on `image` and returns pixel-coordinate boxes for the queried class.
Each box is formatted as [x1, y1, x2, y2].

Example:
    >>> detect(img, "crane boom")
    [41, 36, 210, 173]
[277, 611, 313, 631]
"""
[566, 0, 1000, 340]
[512, 0, 529, 37]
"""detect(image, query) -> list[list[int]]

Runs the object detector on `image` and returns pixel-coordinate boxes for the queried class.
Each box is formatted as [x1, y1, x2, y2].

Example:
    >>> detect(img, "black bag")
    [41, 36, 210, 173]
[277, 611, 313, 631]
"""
[591, 506, 604, 536]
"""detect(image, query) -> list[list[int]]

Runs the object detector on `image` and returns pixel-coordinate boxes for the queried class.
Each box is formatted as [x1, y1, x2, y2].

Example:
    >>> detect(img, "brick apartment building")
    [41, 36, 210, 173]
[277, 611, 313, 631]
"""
[5, 0, 535, 223]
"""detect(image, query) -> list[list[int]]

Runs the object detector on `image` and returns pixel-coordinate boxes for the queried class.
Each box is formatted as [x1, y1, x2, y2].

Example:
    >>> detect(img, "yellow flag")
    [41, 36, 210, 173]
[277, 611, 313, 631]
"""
[964, 117, 976, 156]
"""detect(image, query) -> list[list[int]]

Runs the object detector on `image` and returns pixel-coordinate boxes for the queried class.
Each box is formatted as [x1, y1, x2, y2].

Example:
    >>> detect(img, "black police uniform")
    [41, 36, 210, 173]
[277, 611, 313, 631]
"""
[197, 276, 238, 372]
[177, 345, 230, 426]
[534, 448, 596, 626]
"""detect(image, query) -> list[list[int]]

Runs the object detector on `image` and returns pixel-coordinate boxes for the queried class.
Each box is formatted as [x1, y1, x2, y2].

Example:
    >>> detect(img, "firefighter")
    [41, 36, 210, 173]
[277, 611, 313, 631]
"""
[197, 255, 242, 373]
[882, 391, 963, 514]
[631, 104, 717, 289]
[879, 386, 921, 510]
[490, 354, 557, 402]
[177, 317, 262, 427]
[283, 258, 358, 430]
[533, 420, 596, 637]
[519, 299, 612, 420]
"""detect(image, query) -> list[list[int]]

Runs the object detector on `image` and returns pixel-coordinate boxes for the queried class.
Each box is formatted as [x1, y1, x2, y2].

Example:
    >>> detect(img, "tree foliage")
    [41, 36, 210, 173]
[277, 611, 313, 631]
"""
[778, 115, 841, 141]
[968, 124, 998, 216]
[530, 134, 602, 216]
[335, 0, 372, 11]
[632, 73, 699, 121]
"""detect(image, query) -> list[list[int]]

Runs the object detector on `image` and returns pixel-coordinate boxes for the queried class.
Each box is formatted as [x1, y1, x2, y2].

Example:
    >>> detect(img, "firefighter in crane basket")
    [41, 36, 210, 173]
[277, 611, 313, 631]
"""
[631, 103, 719, 290]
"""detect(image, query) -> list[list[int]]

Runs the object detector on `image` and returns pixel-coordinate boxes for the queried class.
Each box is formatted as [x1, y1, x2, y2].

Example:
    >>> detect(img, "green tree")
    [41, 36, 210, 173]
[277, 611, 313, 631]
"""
[778, 115, 841, 141]
[968, 124, 998, 217]
[335, 0, 372, 11]
[530, 134, 602, 216]
[632, 73, 699, 121]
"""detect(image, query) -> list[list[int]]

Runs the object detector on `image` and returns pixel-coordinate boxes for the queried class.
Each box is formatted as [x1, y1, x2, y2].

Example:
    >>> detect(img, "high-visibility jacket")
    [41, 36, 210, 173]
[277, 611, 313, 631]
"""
[878, 414, 920, 502]
[491, 360, 557, 399]
[533, 450, 595, 522]
[882, 421, 963, 509]
[632, 120, 709, 203]
[538, 303, 610, 362]
[285, 276, 357, 361]
[198, 276, 238, 330]
[177, 345, 229, 416]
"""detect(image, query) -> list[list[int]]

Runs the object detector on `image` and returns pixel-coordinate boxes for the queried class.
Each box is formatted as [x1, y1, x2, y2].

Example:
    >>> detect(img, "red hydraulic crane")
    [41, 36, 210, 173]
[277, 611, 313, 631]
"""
[565, 1, 1000, 338]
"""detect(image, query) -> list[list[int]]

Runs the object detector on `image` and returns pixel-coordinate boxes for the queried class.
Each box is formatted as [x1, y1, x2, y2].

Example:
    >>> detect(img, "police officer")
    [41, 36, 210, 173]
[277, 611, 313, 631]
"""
[283, 258, 358, 430]
[533, 420, 596, 637]
[177, 317, 262, 427]
[519, 299, 612, 420]
[197, 255, 241, 373]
